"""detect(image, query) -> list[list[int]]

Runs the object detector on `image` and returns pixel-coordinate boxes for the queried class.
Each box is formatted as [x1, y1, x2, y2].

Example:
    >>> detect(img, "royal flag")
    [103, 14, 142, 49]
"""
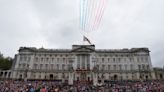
[83, 36, 92, 45]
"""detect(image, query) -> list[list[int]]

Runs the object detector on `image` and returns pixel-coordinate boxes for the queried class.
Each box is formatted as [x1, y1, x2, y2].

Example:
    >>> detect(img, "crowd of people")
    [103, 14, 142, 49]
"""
[0, 80, 164, 92]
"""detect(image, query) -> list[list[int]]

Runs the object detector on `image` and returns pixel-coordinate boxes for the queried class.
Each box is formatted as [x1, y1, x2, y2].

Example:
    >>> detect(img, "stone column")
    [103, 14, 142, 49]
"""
[93, 73, 98, 86]
[29, 54, 35, 70]
[6, 72, 9, 79]
[41, 73, 45, 79]
[73, 55, 77, 70]
[27, 72, 31, 79]
[68, 72, 73, 85]
[1, 72, 4, 78]
[136, 72, 140, 80]
[15, 55, 20, 69]
[151, 72, 156, 80]
[12, 71, 17, 79]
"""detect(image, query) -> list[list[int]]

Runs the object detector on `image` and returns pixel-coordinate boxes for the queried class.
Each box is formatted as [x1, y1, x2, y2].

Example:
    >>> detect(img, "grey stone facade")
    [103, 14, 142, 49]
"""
[6, 44, 155, 85]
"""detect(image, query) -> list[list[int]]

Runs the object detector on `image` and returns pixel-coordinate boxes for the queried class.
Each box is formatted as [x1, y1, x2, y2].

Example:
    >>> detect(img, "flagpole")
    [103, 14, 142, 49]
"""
[82, 29, 92, 45]
[83, 35, 85, 45]
[83, 31, 87, 45]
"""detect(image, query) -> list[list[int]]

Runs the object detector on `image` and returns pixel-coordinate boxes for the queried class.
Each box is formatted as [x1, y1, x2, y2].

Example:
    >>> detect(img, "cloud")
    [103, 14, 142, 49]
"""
[0, 0, 164, 67]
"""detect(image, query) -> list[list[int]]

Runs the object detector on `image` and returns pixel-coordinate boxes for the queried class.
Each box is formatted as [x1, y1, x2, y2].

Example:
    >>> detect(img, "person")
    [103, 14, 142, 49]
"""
[54, 88, 59, 92]
[29, 87, 35, 92]
[40, 86, 46, 92]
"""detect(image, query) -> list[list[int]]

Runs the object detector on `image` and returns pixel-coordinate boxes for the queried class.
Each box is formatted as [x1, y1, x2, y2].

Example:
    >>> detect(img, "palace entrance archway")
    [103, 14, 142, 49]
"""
[50, 74, 53, 80]
[114, 74, 118, 80]
[80, 72, 87, 81]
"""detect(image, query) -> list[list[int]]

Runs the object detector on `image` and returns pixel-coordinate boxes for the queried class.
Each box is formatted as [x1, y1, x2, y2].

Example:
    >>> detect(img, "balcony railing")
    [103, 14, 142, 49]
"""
[14, 68, 73, 73]
[92, 69, 152, 73]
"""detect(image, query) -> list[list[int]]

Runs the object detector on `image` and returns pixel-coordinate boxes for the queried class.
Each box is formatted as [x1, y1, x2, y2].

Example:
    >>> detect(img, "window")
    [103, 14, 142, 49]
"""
[40, 64, 43, 69]
[138, 65, 141, 70]
[118, 58, 121, 62]
[62, 64, 65, 70]
[119, 65, 122, 70]
[45, 64, 48, 69]
[108, 65, 110, 70]
[126, 76, 128, 79]
[129, 58, 132, 62]
[57, 64, 59, 70]
[41, 58, 43, 61]
[102, 65, 105, 70]
[20, 57, 23, 61]
[124, 64, 127, 70]
[27, 64, 29, 68]
[147, 65, 149, 70]
[19, 64, 21, 68]
[82, 62, 85, 69]
[142, 64, 145, 70]
[23, 63, 26, 67]
[102, 58, 104, 62]
[28, 57, 31, 61]
[130, 64, 133, 70]
[137, 57, 139, 62]
[141, 57, 143, 61]
[57, 58, 59, 63]
[113, 65, 116, 70]
[35, 64, 38, 69]
[51, 64, 53, 70]
[35, 57, 38, 62]
[46, 58, 49, 61]
[87, 64, 90, 70]
[113, 58, 115, 62]
[108, 58, 110, 62]
[24, 56, 27, 61]
[145, 57, 148, 62]
[97, 65, 99, 70]
[39, 75, 41, 78]
[77, 64, 80, 69]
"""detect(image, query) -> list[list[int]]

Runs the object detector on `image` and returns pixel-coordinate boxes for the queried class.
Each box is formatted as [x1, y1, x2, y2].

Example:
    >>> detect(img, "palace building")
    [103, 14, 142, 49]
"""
[10, 44, 155, 85]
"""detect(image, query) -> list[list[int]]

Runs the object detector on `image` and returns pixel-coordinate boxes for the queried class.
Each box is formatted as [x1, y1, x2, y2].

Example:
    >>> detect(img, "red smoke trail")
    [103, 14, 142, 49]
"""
[92, 0, 104, 31]
[80, 0, 107, 31]
[94, 0, 107, 30]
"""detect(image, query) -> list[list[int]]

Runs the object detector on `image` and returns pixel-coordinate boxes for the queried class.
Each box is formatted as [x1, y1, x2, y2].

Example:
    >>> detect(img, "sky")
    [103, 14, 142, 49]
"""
[0, 0, 164, 67]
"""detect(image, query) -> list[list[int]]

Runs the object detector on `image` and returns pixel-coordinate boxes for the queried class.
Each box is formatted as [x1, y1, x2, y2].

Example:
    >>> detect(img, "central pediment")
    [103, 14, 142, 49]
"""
[71, 45, 95, 52]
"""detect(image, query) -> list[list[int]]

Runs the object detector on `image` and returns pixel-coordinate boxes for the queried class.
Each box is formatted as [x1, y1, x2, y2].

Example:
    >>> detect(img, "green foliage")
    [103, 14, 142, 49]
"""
[0, 53, 13, 70]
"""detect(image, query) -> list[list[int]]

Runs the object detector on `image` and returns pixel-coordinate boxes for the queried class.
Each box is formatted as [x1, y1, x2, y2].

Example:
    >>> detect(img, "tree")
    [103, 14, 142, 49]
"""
[0, 52, 3, 58]
[0, 52, 13, 70]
